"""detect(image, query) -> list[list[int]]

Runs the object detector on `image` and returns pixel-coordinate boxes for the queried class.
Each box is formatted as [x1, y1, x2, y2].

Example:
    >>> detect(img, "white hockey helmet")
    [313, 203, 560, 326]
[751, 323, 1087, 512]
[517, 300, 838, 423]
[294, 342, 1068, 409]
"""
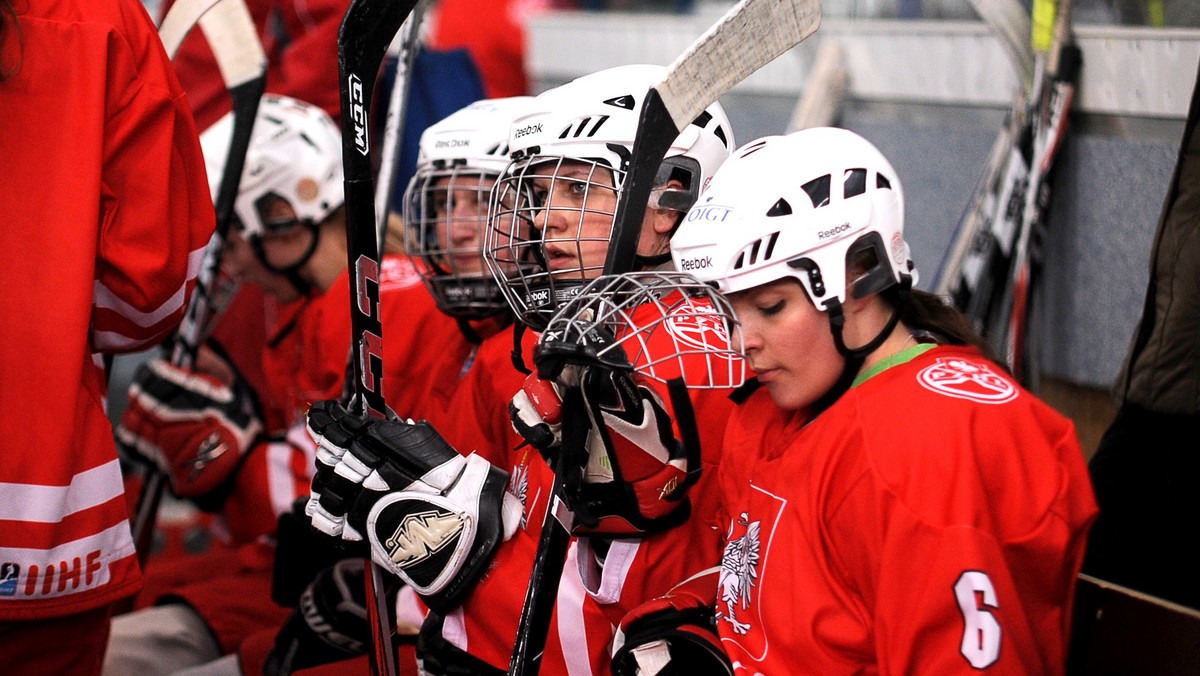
[671, 127, 917, 312]
[200, 94, 344, 245]
[402, 96, 533, 319]
[485, 63, 735, 329]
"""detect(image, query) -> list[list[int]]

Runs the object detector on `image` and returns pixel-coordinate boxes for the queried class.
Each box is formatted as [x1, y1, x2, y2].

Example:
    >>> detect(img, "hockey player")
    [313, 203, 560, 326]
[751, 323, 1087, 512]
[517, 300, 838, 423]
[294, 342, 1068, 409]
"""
[612, 128, 1098, 675]
[105, 94, 426, 676]
[201, 96, 537, 676]
[302, 64, 741, 675]
[0, 0, 214, 673]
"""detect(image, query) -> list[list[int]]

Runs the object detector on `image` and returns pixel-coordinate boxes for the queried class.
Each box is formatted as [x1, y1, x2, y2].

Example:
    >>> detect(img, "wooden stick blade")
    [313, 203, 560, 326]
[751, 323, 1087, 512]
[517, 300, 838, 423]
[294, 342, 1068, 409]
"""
[158, 0, 222, 58]
[657, 0, 822, 131]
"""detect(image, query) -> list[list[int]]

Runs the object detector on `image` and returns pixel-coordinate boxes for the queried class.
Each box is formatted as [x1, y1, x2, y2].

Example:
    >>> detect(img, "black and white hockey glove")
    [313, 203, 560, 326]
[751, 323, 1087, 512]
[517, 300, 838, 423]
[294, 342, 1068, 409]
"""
[117, 357, 263, 504]
[305, 400, 522, 614]
[611, 567, 732, 676]
[263, 558, 376, 676]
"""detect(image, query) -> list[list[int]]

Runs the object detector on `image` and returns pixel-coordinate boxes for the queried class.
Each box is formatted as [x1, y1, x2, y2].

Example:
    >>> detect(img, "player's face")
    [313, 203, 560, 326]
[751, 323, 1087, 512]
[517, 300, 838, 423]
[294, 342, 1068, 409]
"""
[223, 230, 302, 302]
[729, 278, 843, 412]
[430, 173, 493, 277]
[530, 161, 618, 280]
[253, 198, 316, 272]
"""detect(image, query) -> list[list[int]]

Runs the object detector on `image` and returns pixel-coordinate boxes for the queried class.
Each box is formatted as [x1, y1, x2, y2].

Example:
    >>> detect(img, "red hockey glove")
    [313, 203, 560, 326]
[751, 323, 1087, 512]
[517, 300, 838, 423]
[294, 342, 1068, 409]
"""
[567, 366, 692, 536]
[509, 372, 564, 454]
[117, 357, 263, 501]
[611, 567, 732, 676]
[305, 400, 522, 614]
[530, 324, 694, 536]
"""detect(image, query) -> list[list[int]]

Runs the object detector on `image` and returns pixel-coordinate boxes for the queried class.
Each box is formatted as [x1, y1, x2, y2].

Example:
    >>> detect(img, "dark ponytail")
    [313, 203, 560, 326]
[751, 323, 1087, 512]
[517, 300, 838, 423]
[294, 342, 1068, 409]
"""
[889, 286, 1008, 370]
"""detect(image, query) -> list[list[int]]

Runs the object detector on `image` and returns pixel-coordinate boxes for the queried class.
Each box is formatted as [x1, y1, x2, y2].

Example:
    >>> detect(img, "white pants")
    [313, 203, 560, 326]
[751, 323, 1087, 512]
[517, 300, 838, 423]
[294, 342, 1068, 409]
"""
[103, 604, 223, 676]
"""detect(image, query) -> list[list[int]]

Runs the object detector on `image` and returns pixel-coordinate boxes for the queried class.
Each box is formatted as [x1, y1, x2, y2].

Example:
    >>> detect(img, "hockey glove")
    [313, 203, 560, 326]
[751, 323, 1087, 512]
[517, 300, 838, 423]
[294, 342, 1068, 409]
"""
[611, 567, 732, 676]
[509, 372, 565, 456]
[562, 366, 693, 537]
[305, 400, 522, 614]
[263, 558, 377, 676]
[117, 357, 263, 502]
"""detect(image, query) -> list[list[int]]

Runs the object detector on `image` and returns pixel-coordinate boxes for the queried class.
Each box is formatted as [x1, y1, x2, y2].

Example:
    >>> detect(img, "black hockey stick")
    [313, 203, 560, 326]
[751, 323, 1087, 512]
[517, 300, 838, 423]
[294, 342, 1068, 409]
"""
[603, 0, 822, 278]
[372, 0, 433, 254]
[932, 0, 1035, 298]
[336, 1, 423, 674]
[126, 0, 266, 577]
[510, 3, 822, 675]
[936, 0, 1056, 348]
[1003, 0, 1080, 386]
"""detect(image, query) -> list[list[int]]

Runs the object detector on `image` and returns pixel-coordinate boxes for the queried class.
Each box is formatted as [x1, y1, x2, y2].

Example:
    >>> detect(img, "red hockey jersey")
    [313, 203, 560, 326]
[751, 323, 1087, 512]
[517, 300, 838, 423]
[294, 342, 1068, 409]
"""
[0, 0, 214, 620]
[433, 297, 740, 674]
[714, 345, 1098, 675]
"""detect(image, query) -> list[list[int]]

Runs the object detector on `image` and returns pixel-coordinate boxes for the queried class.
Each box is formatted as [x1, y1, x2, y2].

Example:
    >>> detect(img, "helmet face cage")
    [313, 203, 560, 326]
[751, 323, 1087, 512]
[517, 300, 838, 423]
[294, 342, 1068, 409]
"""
[485, 154, 626, 330]
[539, 271, 746, 390]
[403, 164, 506, 319]
[482, 64, 736, 332]
[402, 96, 533, 320]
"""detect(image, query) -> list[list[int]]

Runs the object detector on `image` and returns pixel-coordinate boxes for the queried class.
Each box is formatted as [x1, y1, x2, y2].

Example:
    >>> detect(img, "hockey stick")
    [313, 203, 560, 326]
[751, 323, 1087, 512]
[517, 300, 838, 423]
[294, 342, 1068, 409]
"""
[158, 0, 222, 57]
[968, 0, 1035, 91]
[786, 38, 848, 132]
[1003, 0, 1080, 386]
[337, 1, 424, 674]
[935, 0, 1054, 345]
[372, 0, 433, 254]
[510, 4, 822, 675]
[126, 0, 266, 578]
[932, 0, 1035, 297]
[603, 0, 822, 277]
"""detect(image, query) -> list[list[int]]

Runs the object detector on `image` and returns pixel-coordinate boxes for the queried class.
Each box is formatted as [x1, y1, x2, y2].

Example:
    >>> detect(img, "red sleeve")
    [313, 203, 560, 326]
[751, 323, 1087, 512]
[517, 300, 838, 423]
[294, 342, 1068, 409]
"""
[91, 2, 216, 353]
[219, 427, 316, 543]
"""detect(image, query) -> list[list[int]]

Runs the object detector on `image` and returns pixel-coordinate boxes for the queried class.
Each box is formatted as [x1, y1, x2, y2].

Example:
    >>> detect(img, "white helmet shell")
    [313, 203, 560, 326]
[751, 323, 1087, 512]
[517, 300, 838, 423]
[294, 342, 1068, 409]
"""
[413, 96, 532, 176]
[504, 63, 733, 202]
[200, 94, 344, 240]
[671, 128, 917, 308]
[484, 64, 735, 329]
[403, 96, 533, 319]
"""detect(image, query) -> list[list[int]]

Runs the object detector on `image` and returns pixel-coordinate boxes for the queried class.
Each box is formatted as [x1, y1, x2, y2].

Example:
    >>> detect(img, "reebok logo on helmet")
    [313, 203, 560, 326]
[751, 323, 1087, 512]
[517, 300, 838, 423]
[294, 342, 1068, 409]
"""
[818, 222, 851, 240]
[514, 123, 543, 139]
[679, 256, 713, 271]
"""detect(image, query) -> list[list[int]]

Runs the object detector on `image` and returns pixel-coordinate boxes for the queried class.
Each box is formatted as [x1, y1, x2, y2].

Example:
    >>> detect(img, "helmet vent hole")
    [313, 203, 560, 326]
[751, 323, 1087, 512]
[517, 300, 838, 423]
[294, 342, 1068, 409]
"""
[801, 174, 831, 208]
[749, 239, 762, 265]
[734, 251, 746, 269]
[764, 231, 780, 260]
[714, 125, 729, 148]
[766, 198, 792, 217]
[739, 140, 768, 158]
[603, 94, 636, 110]
[877, 173, 892, 190]
[844, 168, 867, 198]
[587, 115, 610, 137]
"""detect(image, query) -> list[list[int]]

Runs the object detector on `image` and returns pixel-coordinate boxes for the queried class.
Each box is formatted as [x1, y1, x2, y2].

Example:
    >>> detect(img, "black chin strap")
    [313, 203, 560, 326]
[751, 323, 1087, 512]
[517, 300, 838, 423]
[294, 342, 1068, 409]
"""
[251, 222, 320, 296]
[511, 322, 531, 375]
[811, 274, 913, 417]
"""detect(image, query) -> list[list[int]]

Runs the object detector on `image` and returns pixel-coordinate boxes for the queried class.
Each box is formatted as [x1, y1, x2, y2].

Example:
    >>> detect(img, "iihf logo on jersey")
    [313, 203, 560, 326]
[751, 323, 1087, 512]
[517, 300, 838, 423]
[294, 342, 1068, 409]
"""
[918, 357, 1018, 404]
[1, 562, 19, 596]
[719, 512, 761, 636]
